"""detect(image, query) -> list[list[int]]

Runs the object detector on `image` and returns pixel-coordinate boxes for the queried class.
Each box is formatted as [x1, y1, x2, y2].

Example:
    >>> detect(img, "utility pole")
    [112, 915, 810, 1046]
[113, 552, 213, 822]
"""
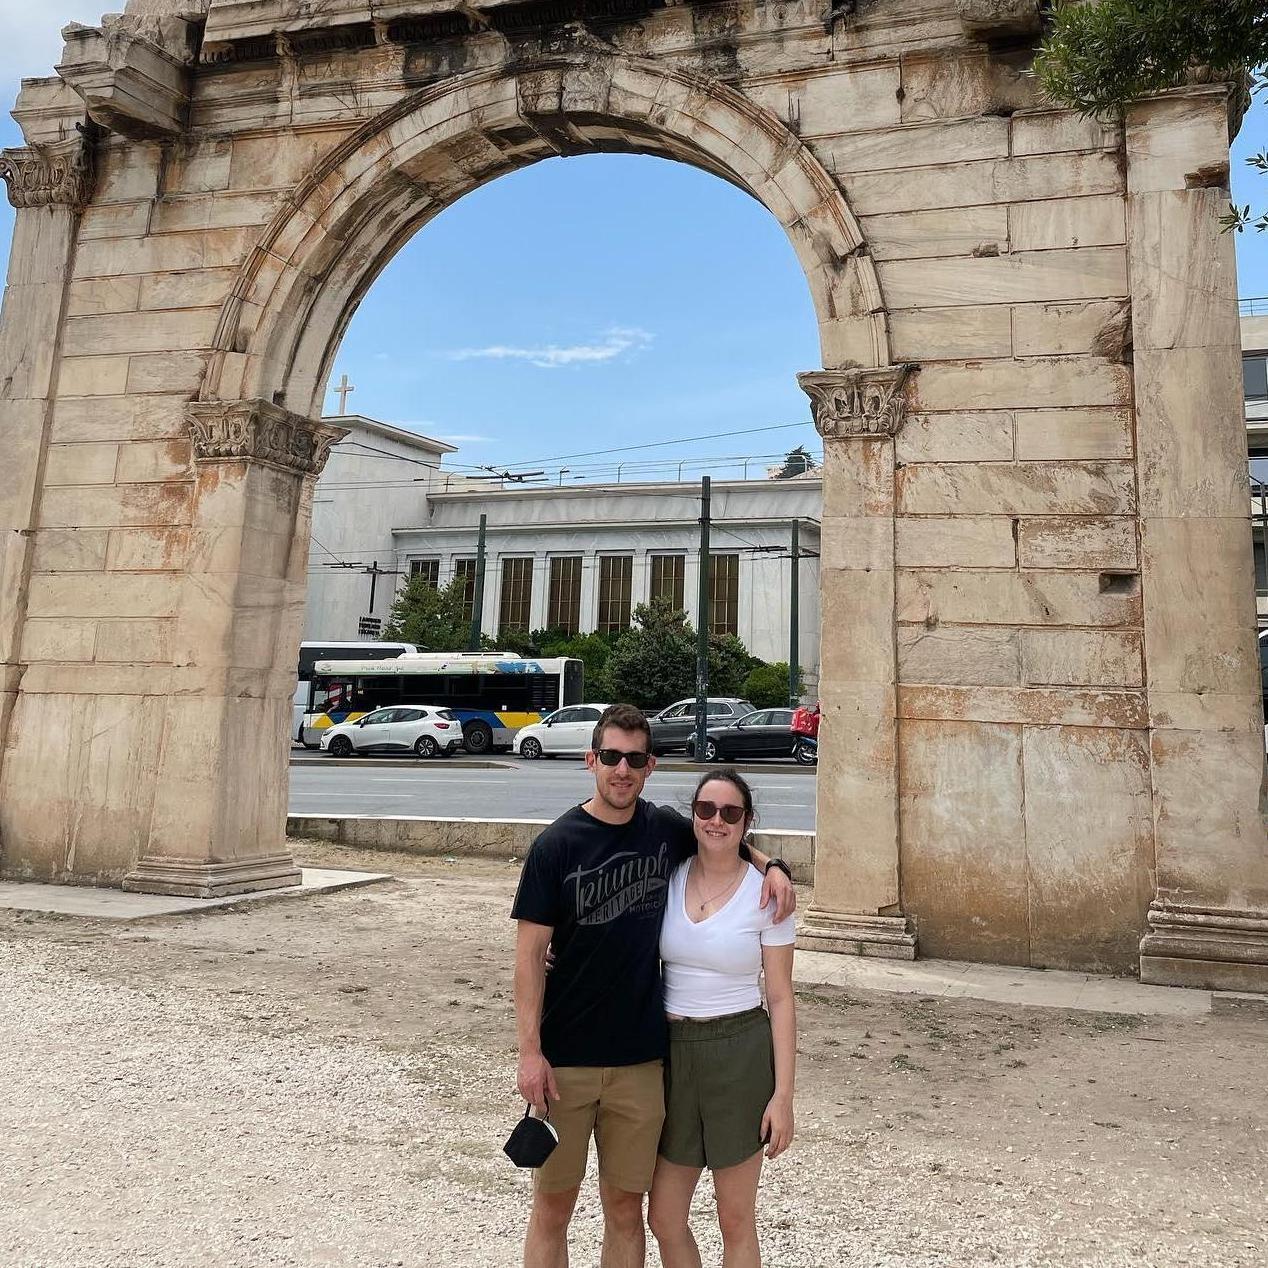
[788, 519, 800, 707]
[694, 476, 711, 763]
[467, 513, 487, 652]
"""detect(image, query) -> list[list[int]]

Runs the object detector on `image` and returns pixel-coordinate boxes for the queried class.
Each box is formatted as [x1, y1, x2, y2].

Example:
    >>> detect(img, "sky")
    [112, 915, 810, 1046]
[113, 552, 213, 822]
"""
[1, 3, 1266, 482]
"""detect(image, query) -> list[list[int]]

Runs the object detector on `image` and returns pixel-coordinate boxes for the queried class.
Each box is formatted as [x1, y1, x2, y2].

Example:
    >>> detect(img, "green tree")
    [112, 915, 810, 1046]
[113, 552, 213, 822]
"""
[1035, 1, 1268, 231]
[380, 575, 475, 651]
[603, 597, 760, 711]
[772, 445, 819, 479]
[742, 661, 804, 709]
[540, 631, 617, 701]
[604, 599, 698, 711]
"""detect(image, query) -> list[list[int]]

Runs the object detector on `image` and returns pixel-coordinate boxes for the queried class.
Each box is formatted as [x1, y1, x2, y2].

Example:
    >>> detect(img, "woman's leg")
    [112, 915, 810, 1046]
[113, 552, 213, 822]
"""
[712, 1149, 764, 1268]
[647, 1156, 704, 1268]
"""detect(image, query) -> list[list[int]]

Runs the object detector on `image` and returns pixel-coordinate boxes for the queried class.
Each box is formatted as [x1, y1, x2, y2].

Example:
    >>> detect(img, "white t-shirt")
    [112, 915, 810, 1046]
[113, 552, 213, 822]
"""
[660, 860, 796, 1018]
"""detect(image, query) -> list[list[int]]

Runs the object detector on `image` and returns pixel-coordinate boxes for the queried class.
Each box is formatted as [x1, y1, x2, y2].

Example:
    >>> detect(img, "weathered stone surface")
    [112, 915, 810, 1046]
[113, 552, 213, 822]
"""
[1016, 516, 1138, 570]
[897, 625, 1021, 687]
[899, 719, 1029, 963]
[897, 461, 1136, 517]
[895, 516, 1015, 568]
[899, 684, 1148, 729]
[896, 412, 1014, 463]
[897, 569, 1142, 628]
[914, 358, 1132, 412]
[1021, 630, 1144, 689]
[882, 247, 1128, 310]
[1009, 194, 1127, 251]
[1013, 409, 1134, 460]
[1023, 726, 1154, 971]
[0, 5, 1260, 982]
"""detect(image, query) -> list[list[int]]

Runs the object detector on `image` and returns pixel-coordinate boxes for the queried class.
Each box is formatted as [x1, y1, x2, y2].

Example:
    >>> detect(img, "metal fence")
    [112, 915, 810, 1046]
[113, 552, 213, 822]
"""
[1241, 297, 1268, 317]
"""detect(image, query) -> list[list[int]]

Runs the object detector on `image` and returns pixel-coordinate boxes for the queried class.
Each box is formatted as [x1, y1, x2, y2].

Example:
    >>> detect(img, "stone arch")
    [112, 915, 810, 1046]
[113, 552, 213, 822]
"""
[203, 47, 890, 417]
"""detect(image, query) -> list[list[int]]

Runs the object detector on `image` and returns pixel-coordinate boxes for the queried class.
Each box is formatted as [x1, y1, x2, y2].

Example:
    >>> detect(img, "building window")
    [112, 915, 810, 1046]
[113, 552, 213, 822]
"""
[709, 554, 740, 637]
[1245, 354, 1268, 402]
[499, 557, 534, 634]
[548, 556, 583, 635]
[409, 558, 440, 587]
[453, 558, 478, 624]
[597, 556, 633, 635]
[649, 554, 685, 610]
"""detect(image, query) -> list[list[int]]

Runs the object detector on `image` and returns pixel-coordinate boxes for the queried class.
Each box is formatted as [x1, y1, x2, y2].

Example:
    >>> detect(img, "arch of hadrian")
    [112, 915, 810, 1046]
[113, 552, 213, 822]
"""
[1, 0, 1265, 990]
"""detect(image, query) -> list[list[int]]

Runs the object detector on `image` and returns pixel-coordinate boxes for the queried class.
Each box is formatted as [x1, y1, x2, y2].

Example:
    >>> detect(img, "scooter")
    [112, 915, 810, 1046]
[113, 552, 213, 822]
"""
[793, 735, 818, 766]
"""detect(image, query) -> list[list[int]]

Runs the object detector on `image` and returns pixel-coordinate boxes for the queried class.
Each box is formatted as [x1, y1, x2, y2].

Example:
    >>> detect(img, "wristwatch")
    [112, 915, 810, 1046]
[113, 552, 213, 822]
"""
[763, 858, 793, 881]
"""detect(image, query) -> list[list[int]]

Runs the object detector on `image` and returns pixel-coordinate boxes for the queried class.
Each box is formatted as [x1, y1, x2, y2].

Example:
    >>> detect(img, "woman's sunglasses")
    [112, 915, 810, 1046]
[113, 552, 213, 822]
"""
[594, 747, 651, 770]
[692, 800, 746, 825]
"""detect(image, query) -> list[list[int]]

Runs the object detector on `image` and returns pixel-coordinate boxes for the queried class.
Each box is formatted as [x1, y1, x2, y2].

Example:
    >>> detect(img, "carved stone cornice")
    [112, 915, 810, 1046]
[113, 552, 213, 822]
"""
[798, 366, 914, 440]
[0, 134, 95, 210]
[187, 399, 349, 478]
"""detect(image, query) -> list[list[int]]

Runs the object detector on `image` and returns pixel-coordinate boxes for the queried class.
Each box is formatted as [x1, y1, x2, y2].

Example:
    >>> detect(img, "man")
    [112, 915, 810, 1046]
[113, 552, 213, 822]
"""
[511, 703, 796, 1268]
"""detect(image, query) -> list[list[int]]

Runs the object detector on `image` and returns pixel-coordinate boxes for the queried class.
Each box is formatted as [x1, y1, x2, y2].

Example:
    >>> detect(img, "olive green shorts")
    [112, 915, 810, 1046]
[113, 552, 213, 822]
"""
[659, 1007, 774, 1172]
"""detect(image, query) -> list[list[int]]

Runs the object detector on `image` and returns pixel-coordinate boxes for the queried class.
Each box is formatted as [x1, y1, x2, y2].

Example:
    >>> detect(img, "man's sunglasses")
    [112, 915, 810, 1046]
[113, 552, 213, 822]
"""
[594, 747, 652, 770]
[692, 800, 746, 825]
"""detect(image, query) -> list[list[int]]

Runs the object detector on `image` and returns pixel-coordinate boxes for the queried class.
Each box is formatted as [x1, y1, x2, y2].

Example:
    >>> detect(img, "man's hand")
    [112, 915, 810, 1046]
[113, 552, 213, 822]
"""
[517, 1049, 559, 1116]
[760, 864, 797, 922]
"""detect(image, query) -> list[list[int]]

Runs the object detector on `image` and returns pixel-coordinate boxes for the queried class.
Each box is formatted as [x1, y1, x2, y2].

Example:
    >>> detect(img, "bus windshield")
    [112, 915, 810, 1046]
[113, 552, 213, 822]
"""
[301, 653, 585, 756]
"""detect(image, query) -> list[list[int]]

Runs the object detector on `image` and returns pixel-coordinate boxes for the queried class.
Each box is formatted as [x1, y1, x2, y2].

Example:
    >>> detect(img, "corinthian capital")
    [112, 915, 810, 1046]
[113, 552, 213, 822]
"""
[798, 366, 914, 440]
[187, 399, 349, 479]
[0, 134, 95, 210]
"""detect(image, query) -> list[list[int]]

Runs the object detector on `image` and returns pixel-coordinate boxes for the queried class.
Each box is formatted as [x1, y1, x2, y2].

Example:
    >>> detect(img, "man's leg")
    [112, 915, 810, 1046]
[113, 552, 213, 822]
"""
[525, 1067, 599, 1268]
[597, 1179, 646, 1268]
[712, 1151, 764, 1268]
[593, 1061, 666, 1268]
[647, 1156, 704, 1268]
[524, 1184, 581, 1268]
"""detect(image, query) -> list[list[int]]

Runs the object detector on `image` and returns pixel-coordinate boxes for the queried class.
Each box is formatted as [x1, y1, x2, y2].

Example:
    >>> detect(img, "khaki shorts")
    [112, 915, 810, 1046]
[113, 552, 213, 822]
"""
[535, 1060, 665, 1195]
[660, 1008, 774, 1172]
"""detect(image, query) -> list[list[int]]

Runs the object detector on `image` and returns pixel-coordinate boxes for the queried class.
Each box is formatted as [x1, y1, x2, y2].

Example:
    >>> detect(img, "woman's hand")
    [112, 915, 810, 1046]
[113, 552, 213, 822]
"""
[761, 1092, 794, 1159]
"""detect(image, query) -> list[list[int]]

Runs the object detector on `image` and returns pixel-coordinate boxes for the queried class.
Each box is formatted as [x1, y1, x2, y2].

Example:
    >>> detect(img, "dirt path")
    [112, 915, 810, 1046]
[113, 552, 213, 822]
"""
[1, 843, 1265, 1267]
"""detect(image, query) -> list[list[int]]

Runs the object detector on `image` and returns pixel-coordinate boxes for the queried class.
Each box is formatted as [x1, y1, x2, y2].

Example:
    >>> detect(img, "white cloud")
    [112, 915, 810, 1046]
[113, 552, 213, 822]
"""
[443, 326, 652, 370]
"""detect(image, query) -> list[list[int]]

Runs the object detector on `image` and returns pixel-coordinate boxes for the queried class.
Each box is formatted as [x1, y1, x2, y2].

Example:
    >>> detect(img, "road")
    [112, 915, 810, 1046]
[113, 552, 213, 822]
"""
[288, 757, 817, 830]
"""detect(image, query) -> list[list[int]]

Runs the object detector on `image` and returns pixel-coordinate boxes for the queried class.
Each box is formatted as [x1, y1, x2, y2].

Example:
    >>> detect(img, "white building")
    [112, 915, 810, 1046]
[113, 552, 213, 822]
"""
[303, 415, 460, 640]
[304, 417, 822, 688]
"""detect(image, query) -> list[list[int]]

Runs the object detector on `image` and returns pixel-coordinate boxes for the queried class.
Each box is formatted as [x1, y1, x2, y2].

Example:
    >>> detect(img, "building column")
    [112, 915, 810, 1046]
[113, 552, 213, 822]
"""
[1126, 89, 1268, 990]
[0, 134, 94, 777]
[795, 368, 917, 959]
[123, 400, 347, 897]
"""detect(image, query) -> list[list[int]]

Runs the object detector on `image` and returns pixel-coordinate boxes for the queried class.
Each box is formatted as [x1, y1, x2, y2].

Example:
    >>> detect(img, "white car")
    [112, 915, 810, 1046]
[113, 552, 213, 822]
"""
[320, 705, 463, 758]
[514, 704, 612, 759]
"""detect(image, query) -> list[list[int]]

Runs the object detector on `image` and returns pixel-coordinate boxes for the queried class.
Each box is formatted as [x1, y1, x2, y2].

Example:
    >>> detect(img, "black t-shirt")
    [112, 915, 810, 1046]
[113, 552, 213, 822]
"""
[510, 800, 695, 1068]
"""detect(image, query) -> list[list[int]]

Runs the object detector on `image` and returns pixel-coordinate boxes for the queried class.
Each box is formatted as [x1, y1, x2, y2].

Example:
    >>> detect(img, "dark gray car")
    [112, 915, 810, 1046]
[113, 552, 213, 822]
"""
[647, 698, 756, 754]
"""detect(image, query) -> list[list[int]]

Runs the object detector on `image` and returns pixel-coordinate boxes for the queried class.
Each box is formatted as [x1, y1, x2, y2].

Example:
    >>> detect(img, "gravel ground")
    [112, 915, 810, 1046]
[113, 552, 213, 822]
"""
[2, 842, 1266, 1268]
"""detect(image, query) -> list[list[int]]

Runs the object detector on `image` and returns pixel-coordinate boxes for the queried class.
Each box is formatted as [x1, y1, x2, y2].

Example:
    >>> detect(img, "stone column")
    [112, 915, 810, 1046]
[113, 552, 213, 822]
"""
[1126, 88, 1268, 991]
[0, 135, 94, 768]
[123, 400, 347, 897]
[796, 367, 917, 958]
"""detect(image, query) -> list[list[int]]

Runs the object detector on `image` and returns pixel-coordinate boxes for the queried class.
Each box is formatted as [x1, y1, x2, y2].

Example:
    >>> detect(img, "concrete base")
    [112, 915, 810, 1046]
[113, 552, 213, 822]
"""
[0, 867, 391, 919]
[123, 853, 302, 898]
[1138, 902, 1268, 992]
[796, 907, 917, 960]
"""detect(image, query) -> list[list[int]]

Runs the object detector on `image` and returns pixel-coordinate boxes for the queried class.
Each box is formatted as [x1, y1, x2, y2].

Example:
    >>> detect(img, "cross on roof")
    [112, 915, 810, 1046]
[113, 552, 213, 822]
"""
[332, 373, 355, 414]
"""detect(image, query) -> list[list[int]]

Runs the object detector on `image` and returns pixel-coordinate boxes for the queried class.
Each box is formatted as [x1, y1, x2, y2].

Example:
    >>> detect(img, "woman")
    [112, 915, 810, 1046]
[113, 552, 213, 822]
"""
[649, 770, 796, 1268]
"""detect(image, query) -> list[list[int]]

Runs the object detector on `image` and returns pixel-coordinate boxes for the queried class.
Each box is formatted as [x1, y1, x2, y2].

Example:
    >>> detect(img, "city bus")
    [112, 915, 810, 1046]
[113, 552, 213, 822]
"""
[300, 652, 585, 754]
[292, 641, 418, 746]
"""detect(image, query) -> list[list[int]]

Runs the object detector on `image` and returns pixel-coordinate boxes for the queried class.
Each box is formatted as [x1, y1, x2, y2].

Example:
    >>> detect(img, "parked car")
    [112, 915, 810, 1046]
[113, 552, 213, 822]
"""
[320, 705, 463, 758]
[514, 704, 612, 759]
[647, 698, 756, 754]
[684, 708, 802, 762]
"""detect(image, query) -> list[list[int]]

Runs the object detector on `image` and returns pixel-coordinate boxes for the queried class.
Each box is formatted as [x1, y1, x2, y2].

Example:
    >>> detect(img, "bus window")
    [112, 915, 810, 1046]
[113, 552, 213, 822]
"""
[311, 678, 354, 712]
[564, 659, 585, 705]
